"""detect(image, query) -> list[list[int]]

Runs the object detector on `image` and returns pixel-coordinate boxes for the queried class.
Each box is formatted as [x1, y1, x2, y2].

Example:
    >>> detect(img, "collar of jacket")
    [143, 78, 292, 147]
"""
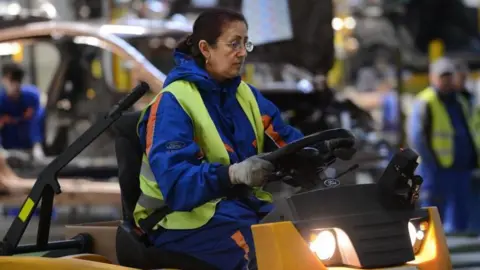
[163, 50, 242, 94]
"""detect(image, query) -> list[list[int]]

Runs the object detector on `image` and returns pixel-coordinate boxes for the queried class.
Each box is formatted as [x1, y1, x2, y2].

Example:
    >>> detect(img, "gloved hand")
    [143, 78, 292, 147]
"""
[229, 155, 275, 187]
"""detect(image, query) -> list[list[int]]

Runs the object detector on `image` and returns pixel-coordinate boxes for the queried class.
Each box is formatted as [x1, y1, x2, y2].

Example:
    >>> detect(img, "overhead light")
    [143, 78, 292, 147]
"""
[332, 17, 344, 31]
[344, 17, 356, 30]
[0, 42, 21, 56]
[73, 36, 103, 48]
[7, 3, 21, 16]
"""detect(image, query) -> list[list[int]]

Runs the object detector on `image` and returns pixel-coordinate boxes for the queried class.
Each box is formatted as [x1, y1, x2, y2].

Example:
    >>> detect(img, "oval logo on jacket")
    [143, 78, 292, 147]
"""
[166, 141, 186, 150]
[324, 179, 340, 188]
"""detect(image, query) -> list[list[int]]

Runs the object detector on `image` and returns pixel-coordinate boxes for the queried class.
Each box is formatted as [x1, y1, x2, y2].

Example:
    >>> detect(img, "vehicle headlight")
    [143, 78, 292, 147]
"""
[408, 219, 429, 253]
[309, 230, 336, 260]
[408, 221, 417, 245]
[308, 228, 358, 266]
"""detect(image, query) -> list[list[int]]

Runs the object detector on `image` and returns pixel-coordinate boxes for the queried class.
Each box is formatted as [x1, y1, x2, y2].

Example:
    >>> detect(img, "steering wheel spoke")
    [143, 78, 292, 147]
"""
[262, 129, 357, 189]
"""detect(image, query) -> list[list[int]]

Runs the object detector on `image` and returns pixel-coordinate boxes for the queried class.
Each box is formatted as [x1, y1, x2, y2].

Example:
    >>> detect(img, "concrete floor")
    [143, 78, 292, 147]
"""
[449, 236, 480, 269]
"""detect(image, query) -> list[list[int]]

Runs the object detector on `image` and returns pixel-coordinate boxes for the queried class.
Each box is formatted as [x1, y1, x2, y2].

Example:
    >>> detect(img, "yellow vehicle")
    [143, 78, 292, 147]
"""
[0, 82, 451, 269]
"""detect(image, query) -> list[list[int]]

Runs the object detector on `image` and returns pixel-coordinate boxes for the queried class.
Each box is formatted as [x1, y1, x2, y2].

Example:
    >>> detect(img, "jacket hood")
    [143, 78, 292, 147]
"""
[163, 50, 241, 92]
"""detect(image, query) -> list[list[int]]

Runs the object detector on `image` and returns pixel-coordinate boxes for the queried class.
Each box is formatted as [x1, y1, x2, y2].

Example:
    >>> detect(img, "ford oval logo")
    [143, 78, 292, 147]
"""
[324, 179, 340, 188]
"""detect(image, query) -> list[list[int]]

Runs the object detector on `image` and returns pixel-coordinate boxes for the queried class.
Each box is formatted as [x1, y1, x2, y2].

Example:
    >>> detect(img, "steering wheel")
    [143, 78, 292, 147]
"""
[261, 128, 357, 190]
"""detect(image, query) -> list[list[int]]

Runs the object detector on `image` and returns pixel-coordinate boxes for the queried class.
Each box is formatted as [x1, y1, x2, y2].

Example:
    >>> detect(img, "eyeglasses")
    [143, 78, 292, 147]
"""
[220, 40, 254, 53]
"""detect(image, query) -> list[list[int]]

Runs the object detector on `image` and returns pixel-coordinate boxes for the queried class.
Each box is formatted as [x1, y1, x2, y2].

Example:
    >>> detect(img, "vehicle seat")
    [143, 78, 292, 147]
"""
[112, 112, 218, 270]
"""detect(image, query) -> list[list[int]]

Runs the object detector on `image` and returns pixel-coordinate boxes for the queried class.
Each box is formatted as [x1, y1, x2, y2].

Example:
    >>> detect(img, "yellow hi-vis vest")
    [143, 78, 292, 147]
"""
[134, 80, 273, 231]
[417, 87, 480, 168]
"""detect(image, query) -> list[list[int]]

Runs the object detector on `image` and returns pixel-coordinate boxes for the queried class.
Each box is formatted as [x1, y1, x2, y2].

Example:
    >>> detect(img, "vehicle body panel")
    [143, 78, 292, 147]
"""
[253, 207, 451, 270]
[44, 207, 450, 270]
[0, 256, 135, 270]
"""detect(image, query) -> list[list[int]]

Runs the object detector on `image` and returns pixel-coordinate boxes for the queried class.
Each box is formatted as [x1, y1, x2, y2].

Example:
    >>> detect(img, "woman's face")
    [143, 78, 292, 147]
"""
[200, 20, 249, 80]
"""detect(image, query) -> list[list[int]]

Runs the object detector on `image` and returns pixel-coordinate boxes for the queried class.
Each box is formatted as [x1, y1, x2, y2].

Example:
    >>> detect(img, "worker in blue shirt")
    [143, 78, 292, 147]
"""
[135, 9, 303, 270]
[0, 62, 45, 161]
[408, 57, 479, 233]
[453, 59, 480, 234]
[453, 59, 474, 108]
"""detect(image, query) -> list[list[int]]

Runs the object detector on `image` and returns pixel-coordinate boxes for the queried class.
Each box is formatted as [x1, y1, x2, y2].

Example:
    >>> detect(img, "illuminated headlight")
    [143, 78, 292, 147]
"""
[308, 228, 357, 266]
[408, 219, 429, 253]
[309, 230, 336, 260]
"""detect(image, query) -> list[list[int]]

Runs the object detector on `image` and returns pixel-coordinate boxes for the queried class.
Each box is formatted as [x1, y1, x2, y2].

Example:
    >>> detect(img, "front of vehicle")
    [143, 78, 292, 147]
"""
[252, 147, 451, 270]
[253, 206, 449, 270]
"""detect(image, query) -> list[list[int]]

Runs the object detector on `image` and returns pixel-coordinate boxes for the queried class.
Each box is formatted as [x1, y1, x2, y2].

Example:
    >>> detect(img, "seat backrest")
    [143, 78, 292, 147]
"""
[112, 111, 143, 222]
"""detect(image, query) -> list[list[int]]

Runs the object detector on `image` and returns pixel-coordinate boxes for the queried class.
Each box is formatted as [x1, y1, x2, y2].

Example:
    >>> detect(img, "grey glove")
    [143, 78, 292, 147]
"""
[229, 155, 275, 187]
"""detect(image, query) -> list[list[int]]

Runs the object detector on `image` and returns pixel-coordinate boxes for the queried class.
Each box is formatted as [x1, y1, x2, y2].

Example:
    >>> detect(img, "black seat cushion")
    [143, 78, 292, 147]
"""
[112, 111, 143, 221]
[116, 223, 218, 270]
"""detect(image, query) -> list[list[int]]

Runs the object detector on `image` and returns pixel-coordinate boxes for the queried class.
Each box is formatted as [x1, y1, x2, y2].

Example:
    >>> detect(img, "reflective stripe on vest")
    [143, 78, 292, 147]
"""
[137, 158, 165, 209]
[417, 87, 480, 167]
[472, 106, 480, 155]
[460, 96, 480, 167]
[134, 80, 273, 230]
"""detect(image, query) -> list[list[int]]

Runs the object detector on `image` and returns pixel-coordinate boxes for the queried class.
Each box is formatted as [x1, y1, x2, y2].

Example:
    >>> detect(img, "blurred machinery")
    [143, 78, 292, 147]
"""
[0, 13, 188, 178]
[0, 0, 388, 178]
[346, 0, 480, 92]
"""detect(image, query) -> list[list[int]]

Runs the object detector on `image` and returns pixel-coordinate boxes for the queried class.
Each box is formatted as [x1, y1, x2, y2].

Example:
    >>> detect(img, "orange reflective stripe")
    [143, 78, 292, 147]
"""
[224, 143, 234, 153]
[196, 150, 205, 159]
[194, 137, 205, 159]
[23, 107, 34, 119]
[231, 230, 250, 260]
[252, 139, 257, 148]
[261, 115, 286, 147]
[146, 94, 163, 156]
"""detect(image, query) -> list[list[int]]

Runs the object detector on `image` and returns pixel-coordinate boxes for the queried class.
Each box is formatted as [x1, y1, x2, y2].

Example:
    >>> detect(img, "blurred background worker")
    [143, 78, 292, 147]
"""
[453, 59, 480, 234]
[408, 57, 479, 233]
[0, 62, 45, 162]
[453, 59, 474, 106]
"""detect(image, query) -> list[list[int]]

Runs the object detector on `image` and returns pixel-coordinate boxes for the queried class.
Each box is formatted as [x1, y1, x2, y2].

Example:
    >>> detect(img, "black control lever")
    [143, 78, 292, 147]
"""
[377, 148, 422, 210]
[107, 81, 150, 118]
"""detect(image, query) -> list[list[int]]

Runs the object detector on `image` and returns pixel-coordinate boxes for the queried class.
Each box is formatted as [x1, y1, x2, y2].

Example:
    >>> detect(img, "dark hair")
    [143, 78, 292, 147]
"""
[177, 8, 248, 66]
[2, 62, 25, 83]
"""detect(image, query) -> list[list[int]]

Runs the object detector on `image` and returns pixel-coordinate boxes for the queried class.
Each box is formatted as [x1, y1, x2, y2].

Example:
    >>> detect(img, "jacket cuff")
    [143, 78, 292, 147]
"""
[216, 165, 233, 190]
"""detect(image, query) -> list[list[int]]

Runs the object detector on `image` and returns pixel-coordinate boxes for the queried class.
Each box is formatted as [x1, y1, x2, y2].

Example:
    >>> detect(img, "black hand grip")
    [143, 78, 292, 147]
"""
[325, 137, 356, 151]
[107, 81, 150, 118]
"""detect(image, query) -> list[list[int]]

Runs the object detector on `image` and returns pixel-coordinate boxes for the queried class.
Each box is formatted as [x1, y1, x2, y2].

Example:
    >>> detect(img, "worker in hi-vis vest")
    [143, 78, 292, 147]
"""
[135, 9, 303, 270]
[408, 57, 480, 234]
[453, 58, 480, 234]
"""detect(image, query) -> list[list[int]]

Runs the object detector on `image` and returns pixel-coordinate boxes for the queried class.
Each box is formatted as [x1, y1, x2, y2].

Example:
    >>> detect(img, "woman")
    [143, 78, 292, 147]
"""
[136, 8, 303, 270]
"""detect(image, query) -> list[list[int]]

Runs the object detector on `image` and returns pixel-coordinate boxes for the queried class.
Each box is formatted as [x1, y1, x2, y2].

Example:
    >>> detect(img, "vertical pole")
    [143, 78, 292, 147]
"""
[389, 12, 405, 149]
[428, 39, 444, 63]
[26, 0, 37, 85]
[395, 40, 405, 148]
